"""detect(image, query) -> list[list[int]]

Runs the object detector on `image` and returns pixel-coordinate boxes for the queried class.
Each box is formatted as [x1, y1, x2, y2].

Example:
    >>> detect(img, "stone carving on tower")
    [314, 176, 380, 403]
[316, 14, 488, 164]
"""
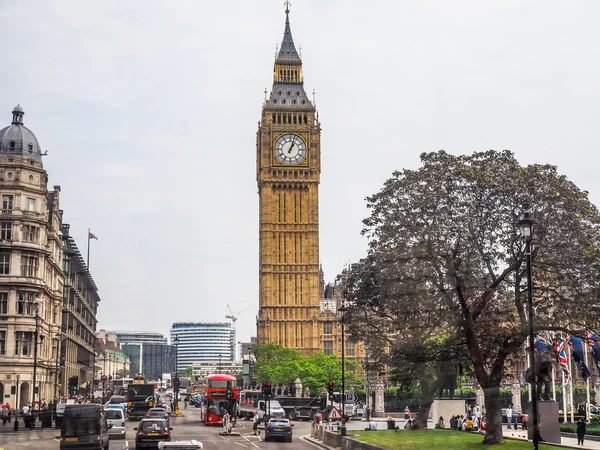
[256, 4, 321, 355]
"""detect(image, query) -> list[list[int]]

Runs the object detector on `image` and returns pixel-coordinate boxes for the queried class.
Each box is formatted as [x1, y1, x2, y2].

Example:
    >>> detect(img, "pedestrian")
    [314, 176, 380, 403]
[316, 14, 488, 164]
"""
[404, 406, 410, 421]
[577, 418, 587, 445]
[252, 411, 260, 435]
[1, 404, 8, 425]
[506, 404, 513, 429]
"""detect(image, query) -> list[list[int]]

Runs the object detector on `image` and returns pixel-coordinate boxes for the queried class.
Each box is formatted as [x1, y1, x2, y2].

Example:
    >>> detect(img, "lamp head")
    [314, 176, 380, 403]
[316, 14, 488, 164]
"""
[518, 201, 537, 237]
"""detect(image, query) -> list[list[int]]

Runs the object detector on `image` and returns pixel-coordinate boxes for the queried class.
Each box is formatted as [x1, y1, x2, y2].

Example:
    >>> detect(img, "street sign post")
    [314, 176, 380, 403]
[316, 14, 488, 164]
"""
[345, 393, 358, 403]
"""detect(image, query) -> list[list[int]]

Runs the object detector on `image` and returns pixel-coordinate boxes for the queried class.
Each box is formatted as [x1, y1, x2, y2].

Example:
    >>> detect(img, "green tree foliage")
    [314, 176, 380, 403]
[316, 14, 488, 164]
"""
[251, 343, 363, 394]
[182, 366, 194, 379]
[346, 150, 600, 444]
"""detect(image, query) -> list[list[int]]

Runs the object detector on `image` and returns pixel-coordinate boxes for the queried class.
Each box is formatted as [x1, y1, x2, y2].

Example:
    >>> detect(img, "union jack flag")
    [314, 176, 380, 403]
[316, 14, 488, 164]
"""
[553, 337, 570, 381]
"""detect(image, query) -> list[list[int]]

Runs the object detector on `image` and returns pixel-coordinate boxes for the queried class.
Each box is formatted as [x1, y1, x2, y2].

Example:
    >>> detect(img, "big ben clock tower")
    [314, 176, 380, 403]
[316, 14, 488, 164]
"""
[256, 4, 321, 355]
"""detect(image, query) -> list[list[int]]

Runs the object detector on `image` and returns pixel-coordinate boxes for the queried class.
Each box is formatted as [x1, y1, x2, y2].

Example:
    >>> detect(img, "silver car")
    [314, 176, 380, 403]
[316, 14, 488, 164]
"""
[105, 407, 126, 439]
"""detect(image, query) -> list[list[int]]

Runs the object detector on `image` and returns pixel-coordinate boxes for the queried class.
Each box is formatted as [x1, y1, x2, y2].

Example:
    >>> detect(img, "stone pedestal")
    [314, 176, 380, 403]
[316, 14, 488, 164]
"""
[528, 401, 560, 444]
[512, 383, 522, 412]
[432, 399, 466, 425]
[373, 381, 385, 417]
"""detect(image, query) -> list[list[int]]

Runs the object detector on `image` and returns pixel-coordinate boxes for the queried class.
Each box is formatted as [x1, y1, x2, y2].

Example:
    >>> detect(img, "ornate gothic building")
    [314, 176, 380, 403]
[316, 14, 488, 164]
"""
[256, 6, 322, 355]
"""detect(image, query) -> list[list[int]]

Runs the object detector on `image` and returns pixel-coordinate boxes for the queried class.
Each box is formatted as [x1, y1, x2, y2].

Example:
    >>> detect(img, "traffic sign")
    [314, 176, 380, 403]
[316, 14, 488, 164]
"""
[346, 393, 358, 403]
[327, 406, 342, 421]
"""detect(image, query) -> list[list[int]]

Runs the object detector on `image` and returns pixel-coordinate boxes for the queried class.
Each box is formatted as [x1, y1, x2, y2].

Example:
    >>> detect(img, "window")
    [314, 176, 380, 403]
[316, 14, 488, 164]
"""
[20, 253, 38, 277]
[0, 252, 9, 275]
[0, 222, 11, 240]
[15, 331, 34, 356]
[323, 323, 333, 335]
[323, 340, 334, 356]
[28, 143, 33, 152]
[23, 225, 38, 243]
[9, 141, 15, 149]
[17, 292, 35, 315]
[0, 293, 6, 314]
[26, 198, 36, 212]
[0, 330, 5, 355]
[2, 195, 13, 210]
[345, 342, 355, 357]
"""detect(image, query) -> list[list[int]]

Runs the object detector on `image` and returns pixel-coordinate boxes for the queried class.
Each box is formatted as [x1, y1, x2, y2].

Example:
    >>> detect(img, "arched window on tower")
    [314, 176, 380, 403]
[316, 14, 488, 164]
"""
[292, 99, 297, 105]
[282, 99, 286, 105]
[283, 114, 287, 124]
[272, 113, 276, 123]
[277, 113, 281, 124]
[293, 115, 297, 124]
[279, 70, 283, 82]
[304, 115, 308, 124]
[9, 141, 15, 149]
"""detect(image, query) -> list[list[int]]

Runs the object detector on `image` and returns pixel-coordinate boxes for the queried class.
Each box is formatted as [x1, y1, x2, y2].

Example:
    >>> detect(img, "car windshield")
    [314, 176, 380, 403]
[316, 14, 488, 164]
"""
[105, 410, 122, 420]
[270, 420, 289, 426]
[148, 410, 166, 416]
[141, 420, 165, 432]
[268, 401, 282, 409]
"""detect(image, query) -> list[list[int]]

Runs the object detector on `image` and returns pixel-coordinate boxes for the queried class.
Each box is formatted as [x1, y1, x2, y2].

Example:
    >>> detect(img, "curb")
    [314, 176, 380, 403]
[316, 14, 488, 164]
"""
[301, 435, 337, 450]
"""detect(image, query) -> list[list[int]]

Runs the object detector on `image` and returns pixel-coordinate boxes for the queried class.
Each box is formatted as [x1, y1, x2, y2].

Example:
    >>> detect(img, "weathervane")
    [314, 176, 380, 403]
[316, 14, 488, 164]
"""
[284, 0, 291, 13]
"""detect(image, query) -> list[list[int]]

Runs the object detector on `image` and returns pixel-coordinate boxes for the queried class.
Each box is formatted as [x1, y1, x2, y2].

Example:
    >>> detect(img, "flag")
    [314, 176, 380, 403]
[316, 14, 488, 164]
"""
[586, 331, 600, 373]
[568, 336, 590, 381]
[553, 337, 570, 380]
[89, 232, 98, 240]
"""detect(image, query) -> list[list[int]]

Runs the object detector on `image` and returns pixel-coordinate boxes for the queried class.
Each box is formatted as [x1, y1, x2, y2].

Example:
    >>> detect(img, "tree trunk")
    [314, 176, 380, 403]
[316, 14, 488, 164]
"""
[481, 384, 505, 445]
[413, 398, 434, 430]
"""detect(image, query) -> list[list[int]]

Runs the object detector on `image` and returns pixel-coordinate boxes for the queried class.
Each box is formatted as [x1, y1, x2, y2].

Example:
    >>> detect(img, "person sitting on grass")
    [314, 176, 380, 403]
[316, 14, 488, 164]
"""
[387, 416, 398, 430]
[364, 419, 377, 431]
[435, 416, 445, 429]
[465, 416, 474, 432]
[404, 419, 412, 430]
[449, 415, 457, 430]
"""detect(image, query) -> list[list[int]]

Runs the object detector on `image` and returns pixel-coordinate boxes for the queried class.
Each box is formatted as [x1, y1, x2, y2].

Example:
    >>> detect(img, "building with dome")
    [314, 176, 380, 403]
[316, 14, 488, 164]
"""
[0, 105, 65, 407]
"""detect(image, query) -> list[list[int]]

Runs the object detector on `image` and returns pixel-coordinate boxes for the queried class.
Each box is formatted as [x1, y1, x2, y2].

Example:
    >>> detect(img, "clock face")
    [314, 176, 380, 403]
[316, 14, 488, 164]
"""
[274, 134, 307, 165]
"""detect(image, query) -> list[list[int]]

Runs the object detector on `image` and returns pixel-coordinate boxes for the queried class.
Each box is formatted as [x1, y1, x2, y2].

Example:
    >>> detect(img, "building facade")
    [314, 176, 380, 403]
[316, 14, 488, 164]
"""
[121, 343, 175, 381]
[96, 338, 129, 381]
[60, 224, 100, 397]
[0, 105, 65, 406]
[256, 6, 322, 355]
[170, 322, 234, 371]
[98, 329, 167, 346]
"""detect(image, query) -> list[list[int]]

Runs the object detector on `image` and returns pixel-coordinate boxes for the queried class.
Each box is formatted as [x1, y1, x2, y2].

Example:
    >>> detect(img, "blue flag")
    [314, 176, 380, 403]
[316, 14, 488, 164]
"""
[568, 336, 590, 381]
[585, 332, 600, 373]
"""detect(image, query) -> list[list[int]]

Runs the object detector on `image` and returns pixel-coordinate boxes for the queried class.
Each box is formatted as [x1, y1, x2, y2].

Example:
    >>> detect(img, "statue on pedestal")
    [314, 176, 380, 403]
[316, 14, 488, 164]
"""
[525, 348, 556, 401]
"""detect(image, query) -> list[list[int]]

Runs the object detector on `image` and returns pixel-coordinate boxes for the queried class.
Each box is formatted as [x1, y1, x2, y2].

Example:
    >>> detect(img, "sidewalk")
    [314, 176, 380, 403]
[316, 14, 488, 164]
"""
[502, 427, 600, 449]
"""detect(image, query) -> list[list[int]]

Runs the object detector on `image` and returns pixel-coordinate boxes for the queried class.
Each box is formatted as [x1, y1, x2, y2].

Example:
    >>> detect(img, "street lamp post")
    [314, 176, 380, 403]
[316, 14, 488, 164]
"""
[339, 302, 347, 436]
[518, 201, 538, 450]
[53, 334, 61, 401]
[32, 298, 42, 407]
[174, 336, 180, 414]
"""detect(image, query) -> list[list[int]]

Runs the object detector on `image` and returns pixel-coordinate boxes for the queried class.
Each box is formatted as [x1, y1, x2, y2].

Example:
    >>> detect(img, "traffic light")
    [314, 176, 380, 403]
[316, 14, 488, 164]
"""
[327, 381, 334, 397]
[68, 376, 78, 395]
[262, 381, 272, 397]
[173, 377, 180, 392]
[226, 381, 233, 399]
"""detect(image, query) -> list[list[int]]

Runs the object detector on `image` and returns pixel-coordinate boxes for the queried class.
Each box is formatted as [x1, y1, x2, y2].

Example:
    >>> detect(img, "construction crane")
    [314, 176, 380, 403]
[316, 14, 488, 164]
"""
[226, 302, 254, 363]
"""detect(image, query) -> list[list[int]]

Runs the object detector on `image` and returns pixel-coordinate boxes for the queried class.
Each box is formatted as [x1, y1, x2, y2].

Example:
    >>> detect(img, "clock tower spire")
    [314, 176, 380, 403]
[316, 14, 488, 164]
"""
[256, 4, 321, 355]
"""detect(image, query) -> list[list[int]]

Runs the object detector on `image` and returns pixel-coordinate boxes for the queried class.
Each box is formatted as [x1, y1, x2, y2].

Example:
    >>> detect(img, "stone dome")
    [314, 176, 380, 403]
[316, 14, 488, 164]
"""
[0, 105, 43, 159]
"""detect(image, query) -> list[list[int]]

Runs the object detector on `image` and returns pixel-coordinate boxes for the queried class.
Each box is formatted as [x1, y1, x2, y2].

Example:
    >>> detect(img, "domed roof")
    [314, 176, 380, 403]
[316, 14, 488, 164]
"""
[0, 105, 43, 159]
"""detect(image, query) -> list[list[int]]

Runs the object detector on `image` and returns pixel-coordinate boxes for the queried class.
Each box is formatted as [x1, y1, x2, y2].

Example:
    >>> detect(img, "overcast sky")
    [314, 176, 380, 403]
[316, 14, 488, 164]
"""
[1, 1, 599, 346]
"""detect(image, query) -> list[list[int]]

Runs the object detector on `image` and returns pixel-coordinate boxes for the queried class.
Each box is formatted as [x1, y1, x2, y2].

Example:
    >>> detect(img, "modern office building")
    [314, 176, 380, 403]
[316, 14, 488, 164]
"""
[97, 330, 167, 346]
[170, 322, 234, 371]
[0, 105, 65, 407]
[121, 343, 175, 381]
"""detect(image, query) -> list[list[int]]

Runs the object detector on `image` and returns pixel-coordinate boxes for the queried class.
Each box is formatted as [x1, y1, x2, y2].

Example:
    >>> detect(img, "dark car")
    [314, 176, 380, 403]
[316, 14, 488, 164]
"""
[134, 418, 172, 449]
[60, 404, 111, 450]
[145, 407, 170, 428]
[264, 417, 293, 443]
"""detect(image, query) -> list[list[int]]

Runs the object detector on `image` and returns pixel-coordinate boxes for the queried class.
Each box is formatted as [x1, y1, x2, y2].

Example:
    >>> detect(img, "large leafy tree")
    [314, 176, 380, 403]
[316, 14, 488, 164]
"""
[252, 343, 362, 395]
[347, 150, 600, 444]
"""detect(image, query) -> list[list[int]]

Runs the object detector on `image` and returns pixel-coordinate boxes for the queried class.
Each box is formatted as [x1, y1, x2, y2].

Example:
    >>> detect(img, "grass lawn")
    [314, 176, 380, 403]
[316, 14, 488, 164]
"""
[352, 429, 562, 449]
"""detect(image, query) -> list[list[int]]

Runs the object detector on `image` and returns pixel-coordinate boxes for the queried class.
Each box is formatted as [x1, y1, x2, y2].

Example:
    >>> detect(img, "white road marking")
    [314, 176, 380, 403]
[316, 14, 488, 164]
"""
[233, 442, 248, 448]
[126, 440, 129, 448]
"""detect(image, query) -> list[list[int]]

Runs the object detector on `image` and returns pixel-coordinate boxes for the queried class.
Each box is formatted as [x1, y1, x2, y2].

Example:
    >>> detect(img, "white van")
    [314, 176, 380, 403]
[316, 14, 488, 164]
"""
[105, 407, 126, 439]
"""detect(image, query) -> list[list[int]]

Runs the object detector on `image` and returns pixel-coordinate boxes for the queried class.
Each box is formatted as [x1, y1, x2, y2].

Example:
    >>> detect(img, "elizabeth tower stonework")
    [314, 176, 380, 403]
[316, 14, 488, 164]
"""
[256, 6, 321, 355]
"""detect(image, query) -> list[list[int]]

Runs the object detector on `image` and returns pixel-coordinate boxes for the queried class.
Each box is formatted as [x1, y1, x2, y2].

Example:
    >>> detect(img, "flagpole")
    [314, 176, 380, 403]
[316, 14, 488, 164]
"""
[87, 228, 91, 270]
[551, 365, 556, 401]
[584, 339, 591, 422]
[568, 348, 574, 423]
[562, 369, 567, 423]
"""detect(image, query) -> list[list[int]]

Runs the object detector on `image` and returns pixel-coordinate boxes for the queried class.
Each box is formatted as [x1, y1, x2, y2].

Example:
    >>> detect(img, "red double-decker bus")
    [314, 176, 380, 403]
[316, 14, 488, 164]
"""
[200, 374, 238, 425]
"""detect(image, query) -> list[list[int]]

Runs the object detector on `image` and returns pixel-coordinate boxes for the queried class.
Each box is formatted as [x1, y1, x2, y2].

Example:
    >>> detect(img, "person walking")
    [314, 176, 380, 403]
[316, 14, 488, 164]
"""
[577, 418, 587, 445]
[506, 404, 513, 429]
[404, 406, 410, 421]
[253, 411, 260, 435]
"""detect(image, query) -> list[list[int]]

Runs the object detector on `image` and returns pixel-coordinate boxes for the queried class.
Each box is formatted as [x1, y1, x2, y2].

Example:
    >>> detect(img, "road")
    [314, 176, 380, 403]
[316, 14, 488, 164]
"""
[0, 409, 319, 450]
